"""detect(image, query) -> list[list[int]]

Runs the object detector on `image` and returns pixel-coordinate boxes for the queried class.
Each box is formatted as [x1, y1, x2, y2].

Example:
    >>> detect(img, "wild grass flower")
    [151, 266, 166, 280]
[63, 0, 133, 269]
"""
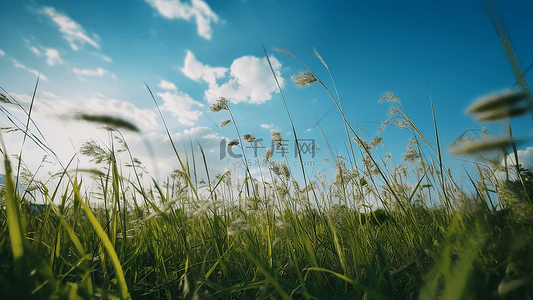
[291, 71, 317, 87]
[79, 140, 110, 164]
[370, 137, 383, 149]
[227, 140, 239, 147]
[264, 147, 272, 163]
[403, 147, 421, 164]
[379, 92, 401, 103]
[281, 162, 291, 179]
[362, 154, 380, 175]
[276, 185, 289, 199]
[269, 161, 290, 179]
[395, 120, 409, 129]
[270, 130, 284, 149]
[210, 96, 229, 112]
[243, 133, 255, 144]
[270, 161, 282, 176]
[228, 218, 250, 235]
[353, 137, 369, 150]
[220, 119, 231, 128]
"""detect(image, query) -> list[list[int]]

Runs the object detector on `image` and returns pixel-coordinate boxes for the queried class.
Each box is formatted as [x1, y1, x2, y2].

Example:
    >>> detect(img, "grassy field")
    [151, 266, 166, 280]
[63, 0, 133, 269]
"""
[1, 15, 533, 299]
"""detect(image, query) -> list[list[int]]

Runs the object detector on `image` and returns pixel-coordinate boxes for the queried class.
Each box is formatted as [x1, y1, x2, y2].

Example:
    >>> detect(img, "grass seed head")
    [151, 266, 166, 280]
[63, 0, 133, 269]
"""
[228, 218, 250, 235]
[281, 162, 291, 179]
[403, 147, 421, 164]
[450, 137, 527, 155]
[271, 130, 284, 149]
[466, 89, 527, 115]
[264, 147, 272, 163]
[379, 92, 401, 103]
[243, 133, 255, 144]
[210, 96, 229, 112]
[291, 71, 317, 87]
[228, 140, 239, 147]
[220, 119, 231, 128]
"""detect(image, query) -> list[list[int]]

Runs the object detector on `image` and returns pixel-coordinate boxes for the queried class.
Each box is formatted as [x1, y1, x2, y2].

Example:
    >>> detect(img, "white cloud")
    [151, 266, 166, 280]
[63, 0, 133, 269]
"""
[158, 79, 178, 90]
[0, 49, 5, 56]
[30, 46, 41, 56]
[73, 67, 108, 77]
[181, 52, 284, 105]
[44, 48, 64, 66]
[11, 58, 48, 80]
[261, 124, 273, 129]
[40, 6, 100, 51]
[180, 50, 227, 87]
[157, 88, 204, 126]
[503, 147, 533, 169]
[91, 52, 113, 63]
[204, 55, 284, 104]
[144, 0, 220, 40]
[22, 37, 64, 66]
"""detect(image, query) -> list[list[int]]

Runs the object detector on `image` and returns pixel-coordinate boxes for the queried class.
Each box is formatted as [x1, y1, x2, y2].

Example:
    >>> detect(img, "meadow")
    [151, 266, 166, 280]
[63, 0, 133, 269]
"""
[1, 11, 533, 300]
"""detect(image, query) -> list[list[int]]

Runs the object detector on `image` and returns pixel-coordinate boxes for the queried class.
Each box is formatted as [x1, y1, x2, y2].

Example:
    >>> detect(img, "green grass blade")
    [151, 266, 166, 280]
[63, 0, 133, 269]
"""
[70, 180, 131, 300]
[2, 137, 25, 264]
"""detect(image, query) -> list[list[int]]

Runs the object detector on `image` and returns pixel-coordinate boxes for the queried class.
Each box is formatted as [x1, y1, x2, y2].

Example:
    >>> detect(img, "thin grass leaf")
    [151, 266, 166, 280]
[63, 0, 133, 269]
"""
[74, 112, 139, 132]
[2, 137, 25, 263]
[305, 267, 387, 300]
[70, 180, 131, 300]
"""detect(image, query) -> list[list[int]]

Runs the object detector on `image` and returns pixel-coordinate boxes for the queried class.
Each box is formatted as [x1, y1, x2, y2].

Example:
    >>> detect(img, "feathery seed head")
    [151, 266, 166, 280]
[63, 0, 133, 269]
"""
[271, 130, 284, 149]
[243, 133, 255, 144]
[220, 120, 231, 128]
[227, 140, 239, 147]
[281, 162, 291, 179]
[264, 147, 273, 163]
[395, 120, 409, 129]
[388, 107, 400, 116]
[210, 96, 229, 112]
[379, 92, 401, 103]
[353, 137, 369, 150]
[403, 147, 421, 164]
[370, 137, 383, 149]
[270, 161, 282, 176]
[228, 218, 250, 235]
[291, 71, 317, 87]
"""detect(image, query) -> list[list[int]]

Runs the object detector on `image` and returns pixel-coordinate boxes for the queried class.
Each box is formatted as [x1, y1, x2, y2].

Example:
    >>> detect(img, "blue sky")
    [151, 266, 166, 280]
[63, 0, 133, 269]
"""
[0, 0, 532, 189]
